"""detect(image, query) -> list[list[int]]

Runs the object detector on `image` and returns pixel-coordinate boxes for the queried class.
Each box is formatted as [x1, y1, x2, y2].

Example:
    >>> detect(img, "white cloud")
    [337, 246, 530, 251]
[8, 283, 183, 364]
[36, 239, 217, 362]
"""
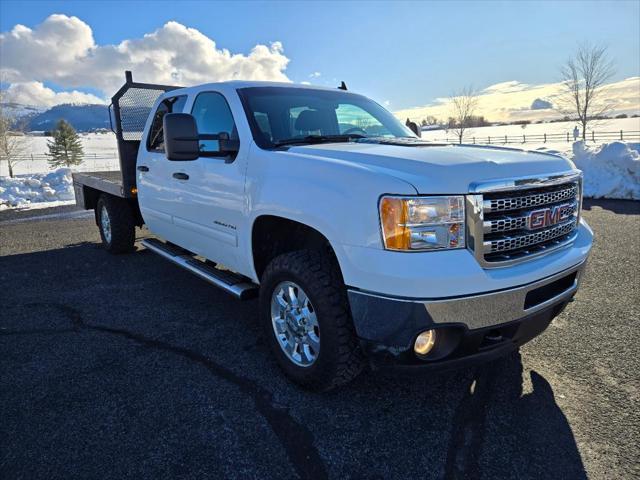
[309, 71, 321, 78]
[0, 14, 291, 106]
[395, 77, 640, 123]
[3, 81, 106, 107]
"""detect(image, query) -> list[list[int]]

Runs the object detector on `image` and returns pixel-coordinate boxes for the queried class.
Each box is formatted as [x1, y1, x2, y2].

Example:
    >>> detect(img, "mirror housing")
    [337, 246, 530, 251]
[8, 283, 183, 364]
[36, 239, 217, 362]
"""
[163, 113, 200, 161]
[163, 113, 240, 161]
[216, 132, 240, 156]
[405, 118, 421, 137]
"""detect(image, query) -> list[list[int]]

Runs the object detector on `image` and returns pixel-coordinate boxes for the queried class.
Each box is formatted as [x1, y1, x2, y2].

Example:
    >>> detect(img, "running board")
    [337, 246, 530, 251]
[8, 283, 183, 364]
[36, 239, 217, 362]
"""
[141, 238, 259, 300]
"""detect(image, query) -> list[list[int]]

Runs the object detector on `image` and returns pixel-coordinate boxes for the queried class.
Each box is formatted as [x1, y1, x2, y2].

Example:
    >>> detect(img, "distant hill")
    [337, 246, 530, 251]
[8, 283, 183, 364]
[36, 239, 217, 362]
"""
[1, 102, 45, 121]
[27, 104, 110, 132]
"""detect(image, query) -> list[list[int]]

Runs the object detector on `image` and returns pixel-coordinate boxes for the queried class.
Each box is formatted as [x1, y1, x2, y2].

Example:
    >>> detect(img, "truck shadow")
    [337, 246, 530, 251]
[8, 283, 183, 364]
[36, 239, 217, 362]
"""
[0, 242, 587, 480]
[582, 198, 640, 214]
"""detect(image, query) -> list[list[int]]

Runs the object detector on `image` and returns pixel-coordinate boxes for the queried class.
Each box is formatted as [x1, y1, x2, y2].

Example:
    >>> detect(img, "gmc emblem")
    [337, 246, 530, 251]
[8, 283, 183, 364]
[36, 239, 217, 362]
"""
[527, 203, 574, 230]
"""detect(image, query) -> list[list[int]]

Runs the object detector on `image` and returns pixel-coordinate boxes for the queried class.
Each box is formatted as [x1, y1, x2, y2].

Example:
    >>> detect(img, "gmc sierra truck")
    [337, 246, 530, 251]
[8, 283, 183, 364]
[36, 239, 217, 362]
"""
[73, 72, 593, 391]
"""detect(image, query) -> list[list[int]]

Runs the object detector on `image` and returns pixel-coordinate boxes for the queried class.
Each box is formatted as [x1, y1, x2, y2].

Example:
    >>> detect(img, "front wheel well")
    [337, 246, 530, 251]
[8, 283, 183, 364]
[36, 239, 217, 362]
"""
[251, 216, 339, 280]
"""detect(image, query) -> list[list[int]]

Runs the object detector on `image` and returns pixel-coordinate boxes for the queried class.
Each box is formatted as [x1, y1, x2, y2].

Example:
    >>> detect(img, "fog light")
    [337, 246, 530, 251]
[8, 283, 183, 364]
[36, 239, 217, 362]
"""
[414, 329, 436, 356]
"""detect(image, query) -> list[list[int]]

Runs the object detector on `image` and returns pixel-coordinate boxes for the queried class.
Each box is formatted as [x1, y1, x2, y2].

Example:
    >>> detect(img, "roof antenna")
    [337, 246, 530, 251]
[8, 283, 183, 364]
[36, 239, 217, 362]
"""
[338, 81, 347, 91]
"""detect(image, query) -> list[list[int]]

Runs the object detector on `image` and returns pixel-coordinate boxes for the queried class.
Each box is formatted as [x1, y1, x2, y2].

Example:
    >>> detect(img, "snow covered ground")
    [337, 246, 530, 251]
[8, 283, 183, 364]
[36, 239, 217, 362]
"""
[420, 117, 640, 157]
[0, 169, 75, 210]
[0, 132, 119, 177]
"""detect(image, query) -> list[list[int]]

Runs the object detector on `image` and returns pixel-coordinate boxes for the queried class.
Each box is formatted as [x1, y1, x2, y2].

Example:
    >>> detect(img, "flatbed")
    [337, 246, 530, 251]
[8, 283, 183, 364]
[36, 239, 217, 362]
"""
[72, 171, 125, 199]
[71, 71, 178, 217]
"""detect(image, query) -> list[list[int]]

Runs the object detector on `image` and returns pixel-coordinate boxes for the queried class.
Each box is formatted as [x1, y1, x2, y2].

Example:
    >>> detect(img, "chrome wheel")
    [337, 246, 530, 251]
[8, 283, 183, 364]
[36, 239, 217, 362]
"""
[100, 205, 112, 244]
[270, 281, 320, 367]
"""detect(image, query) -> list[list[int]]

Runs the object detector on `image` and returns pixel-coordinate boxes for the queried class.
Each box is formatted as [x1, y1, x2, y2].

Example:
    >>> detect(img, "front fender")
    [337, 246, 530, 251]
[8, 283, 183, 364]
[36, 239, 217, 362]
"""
[243, 144, 416, 280]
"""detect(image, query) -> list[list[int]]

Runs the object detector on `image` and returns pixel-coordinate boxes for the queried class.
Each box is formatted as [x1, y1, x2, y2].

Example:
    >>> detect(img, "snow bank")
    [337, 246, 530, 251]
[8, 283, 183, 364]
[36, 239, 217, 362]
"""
[571, 141, 640, 200]
[0, 169, 75, 210]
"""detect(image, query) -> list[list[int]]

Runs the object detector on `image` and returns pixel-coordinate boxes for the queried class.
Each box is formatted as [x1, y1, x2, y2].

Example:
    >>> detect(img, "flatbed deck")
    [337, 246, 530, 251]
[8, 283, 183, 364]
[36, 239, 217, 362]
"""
[73, 171, 126, 198]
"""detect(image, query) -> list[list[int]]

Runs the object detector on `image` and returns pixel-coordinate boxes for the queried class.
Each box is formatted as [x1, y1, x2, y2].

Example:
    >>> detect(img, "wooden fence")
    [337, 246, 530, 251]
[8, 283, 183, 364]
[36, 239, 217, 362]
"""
[424, 130, 640, 145]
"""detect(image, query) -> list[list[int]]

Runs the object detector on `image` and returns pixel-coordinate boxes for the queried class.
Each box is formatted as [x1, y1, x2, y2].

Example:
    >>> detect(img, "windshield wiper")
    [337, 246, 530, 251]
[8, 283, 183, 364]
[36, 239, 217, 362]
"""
[272, 134, 366, 147]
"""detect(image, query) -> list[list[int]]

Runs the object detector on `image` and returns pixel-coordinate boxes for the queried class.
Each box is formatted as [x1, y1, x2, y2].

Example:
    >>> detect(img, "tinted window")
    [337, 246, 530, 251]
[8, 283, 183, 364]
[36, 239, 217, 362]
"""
[238, 87, 414, 149]
[336, 104, 387, 136]
[146, 95, 187, 152]
[191, 92, 237, 152]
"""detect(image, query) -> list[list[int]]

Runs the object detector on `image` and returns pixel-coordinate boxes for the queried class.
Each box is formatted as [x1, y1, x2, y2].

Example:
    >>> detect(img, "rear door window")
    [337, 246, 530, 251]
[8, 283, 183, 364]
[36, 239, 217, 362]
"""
[146, 95, 187, 152]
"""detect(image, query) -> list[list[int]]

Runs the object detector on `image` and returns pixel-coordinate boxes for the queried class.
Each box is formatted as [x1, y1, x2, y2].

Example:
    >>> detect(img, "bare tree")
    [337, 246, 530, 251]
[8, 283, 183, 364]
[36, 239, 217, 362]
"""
[560, 43, 615, 141]
[449, 86, 478, 144]
[0, 90, 30, 177]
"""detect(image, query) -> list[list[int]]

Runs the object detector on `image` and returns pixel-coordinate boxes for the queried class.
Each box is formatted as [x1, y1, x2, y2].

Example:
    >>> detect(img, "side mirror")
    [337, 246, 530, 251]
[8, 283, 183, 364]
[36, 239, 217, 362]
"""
[216, 132, 240, 156]
[405, 118, 421, 137]
[163, 113, 199, 161]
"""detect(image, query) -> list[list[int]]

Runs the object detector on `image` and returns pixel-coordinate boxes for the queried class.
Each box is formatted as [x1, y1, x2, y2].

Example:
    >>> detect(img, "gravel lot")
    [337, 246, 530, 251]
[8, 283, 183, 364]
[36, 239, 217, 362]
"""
[1, 200, 638, 479]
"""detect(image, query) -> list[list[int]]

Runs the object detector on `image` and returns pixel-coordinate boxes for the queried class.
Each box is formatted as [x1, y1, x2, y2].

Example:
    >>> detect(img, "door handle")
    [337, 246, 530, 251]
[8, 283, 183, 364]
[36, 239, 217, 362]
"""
[137, 165, 149, 172]
[172, 172, 189, 180]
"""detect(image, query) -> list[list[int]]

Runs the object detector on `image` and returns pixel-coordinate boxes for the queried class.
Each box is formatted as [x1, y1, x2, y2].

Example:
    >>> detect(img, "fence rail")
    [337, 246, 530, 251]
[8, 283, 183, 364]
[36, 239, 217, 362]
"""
[1, 153, 120, 176]
[9, 153, 118, 162]
[424, 130, 640, 145]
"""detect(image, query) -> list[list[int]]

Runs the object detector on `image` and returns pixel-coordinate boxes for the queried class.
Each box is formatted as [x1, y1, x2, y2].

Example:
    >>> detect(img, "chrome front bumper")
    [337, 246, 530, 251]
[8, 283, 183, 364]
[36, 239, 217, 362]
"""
[418, 260, 584, 329]
[347, 260, 585, 349]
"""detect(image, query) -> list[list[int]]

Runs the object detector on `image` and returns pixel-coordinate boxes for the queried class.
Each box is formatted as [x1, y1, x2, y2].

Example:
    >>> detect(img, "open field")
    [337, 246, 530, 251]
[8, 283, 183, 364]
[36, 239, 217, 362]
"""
[2, 117, 639, 177]
[420, 117, 640, 155]
[1, 200, 638, 479]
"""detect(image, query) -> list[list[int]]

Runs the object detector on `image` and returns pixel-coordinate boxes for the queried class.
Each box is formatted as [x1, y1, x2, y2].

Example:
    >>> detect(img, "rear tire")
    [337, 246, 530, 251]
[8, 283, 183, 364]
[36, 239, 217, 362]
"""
[96, 195, 135, 254]
[260, 250, 364, 391]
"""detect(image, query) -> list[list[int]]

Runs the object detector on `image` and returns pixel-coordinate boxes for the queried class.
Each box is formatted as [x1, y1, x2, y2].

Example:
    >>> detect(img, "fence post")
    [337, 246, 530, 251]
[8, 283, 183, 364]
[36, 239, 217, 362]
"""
[544, 133, 547, 143]
[472, 137, 476, 144]
[523, 134, 526, 143]
[488, 136, 491, 144]
[620, 130, 623, 141]
[592, 131, 595, 142]
[504, 135, 507, 144]
[567, 132, 569, 142]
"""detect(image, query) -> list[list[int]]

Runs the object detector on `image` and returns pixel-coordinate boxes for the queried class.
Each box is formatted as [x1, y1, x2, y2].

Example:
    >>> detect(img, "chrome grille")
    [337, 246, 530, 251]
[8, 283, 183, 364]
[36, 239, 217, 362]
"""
[485, 202, 578, 234]
[484, 220, 577, 253]
[483, 184, 578, 213]
[467, 173, 582, 268]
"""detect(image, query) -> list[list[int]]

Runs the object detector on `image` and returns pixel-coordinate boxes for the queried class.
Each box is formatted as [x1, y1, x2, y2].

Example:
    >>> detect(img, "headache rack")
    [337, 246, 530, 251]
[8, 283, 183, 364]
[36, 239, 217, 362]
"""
[107, 71, 180, 197]
[466, 171, 583, 268]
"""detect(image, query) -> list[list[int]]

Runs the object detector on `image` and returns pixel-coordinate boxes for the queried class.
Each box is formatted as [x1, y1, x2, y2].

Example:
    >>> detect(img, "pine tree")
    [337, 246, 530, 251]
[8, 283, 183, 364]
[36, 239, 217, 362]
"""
[46, 119, 84, 168]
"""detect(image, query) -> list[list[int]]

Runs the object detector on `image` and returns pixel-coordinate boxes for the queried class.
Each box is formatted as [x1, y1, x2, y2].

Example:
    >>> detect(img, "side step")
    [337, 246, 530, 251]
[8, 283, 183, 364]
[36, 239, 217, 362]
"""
[141, 238, 259, 300]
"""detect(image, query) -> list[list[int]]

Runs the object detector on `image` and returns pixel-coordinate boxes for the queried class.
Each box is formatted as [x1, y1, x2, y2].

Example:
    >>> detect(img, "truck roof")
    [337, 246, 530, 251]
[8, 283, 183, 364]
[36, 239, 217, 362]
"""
[165, 81, 346, 97]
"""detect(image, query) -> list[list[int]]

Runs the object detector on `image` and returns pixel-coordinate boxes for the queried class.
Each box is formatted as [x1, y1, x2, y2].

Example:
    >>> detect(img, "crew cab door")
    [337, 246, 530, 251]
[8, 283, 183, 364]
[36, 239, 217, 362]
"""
[165, 91, 247, 270]
[137, 95, 188, 237]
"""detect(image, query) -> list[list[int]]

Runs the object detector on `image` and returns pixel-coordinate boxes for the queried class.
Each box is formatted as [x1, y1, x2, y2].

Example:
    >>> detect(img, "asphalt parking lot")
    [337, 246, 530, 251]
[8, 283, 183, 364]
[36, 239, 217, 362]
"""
[1, 199, 638, 479]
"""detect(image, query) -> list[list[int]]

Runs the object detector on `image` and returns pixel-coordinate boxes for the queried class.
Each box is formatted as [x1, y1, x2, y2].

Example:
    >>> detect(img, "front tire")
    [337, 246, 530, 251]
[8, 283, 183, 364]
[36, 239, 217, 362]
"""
[259, 250, 363, 391]
[96, 195, 135, 254]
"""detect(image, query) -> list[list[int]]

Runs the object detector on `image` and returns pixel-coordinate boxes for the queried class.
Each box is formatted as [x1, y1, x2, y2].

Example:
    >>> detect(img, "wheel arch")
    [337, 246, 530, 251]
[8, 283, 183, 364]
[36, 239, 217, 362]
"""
[251, 215, 342, 281]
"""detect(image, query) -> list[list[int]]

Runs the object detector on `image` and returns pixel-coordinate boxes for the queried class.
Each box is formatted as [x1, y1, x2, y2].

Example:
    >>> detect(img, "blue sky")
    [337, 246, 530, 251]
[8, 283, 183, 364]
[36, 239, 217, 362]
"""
[1, 0, 639, 112]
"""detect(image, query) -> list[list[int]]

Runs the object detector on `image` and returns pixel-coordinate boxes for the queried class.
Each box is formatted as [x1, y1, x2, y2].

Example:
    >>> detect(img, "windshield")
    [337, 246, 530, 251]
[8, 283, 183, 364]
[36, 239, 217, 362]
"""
[238, 87, 416, 148]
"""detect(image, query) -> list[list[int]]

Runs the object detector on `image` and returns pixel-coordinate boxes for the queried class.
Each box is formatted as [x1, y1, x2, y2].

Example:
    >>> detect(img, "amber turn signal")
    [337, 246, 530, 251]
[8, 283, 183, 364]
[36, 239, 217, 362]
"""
[379, 197, 410, 250]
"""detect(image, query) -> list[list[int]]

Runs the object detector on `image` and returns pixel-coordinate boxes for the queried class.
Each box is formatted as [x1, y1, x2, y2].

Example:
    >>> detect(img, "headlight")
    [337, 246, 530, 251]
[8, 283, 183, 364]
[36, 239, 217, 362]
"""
[379, 195, 465, 251]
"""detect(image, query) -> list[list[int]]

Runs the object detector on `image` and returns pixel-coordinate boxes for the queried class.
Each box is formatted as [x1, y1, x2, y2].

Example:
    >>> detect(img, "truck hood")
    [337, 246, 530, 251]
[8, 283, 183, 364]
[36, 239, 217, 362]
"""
[286, 142, 574, 194]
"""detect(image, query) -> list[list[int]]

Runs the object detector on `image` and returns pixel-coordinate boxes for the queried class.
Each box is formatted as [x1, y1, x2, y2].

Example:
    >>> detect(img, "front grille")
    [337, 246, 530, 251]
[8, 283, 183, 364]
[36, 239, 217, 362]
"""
[483, 184, 578, 213]
[484, 220, 576, 253]
[485, 202, 578, 234]
[473, 179, 581, 265]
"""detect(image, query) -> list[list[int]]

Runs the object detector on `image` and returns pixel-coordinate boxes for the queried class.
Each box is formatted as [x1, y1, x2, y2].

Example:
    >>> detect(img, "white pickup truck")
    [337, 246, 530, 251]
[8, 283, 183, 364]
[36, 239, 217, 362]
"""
[73, 72, 593, 391]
